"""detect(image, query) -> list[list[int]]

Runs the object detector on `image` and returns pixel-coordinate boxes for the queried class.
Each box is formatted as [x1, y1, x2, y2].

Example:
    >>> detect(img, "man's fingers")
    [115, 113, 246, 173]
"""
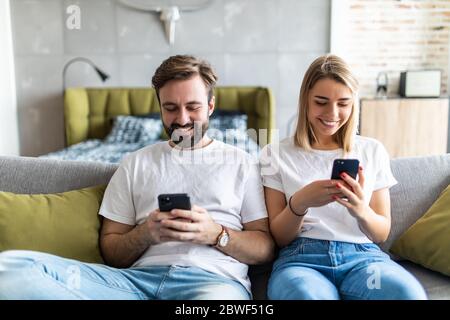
[192, 204, 207, 213]
[161, 219, 198, 232]
[151, 210, 173, 222]
[160, 227, 195, 242]
[170, 208, 204, 222]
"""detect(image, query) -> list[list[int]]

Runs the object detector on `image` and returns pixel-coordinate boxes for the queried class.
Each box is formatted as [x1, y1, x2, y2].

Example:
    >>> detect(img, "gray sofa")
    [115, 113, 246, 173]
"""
[0, 154, 449, 299]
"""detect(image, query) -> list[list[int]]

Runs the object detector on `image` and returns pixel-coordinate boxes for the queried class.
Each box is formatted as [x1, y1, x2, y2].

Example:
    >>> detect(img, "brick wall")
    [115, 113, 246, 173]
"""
[332, 0, 450, 97]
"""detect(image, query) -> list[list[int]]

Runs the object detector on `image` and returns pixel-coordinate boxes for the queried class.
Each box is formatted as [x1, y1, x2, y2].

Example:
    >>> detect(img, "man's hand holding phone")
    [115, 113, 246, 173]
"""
[157, 193, 193, 223]
[146, 193, 222, 245]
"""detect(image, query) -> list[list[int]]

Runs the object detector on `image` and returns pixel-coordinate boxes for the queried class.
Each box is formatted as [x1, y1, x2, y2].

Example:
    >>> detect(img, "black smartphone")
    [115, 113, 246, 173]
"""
[331, 159, 360, 180]
[158, 193, 191, 212]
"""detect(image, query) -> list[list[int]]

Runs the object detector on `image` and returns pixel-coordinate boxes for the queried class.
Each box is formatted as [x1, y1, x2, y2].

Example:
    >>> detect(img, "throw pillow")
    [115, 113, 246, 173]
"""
[0, 185, 106, 263]
[208, 111, 259, 156]
[105, 115, 162, 144]
[209, 110, 248, 133]
[390, 184, 450, 276]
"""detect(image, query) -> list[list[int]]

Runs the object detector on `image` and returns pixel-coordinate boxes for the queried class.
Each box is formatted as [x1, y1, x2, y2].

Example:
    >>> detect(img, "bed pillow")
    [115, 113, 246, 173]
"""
[390, 184, 450, 276]
[105, 115, 162, 144]
[208, 111, 260, 156]
[134, 113, 161, 119]
[0, 185, 106, 263]
[209, 110, 248, 132]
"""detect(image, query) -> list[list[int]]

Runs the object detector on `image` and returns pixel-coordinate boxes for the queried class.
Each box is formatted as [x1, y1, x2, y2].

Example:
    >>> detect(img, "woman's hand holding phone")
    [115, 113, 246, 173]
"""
[293, 179, 345, 210]
[331, 166, 368, 220]
[292, 160, 360, 211]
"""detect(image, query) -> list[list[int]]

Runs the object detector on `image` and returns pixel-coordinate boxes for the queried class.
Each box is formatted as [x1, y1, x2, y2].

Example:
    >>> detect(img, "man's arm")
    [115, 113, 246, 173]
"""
[217, 218, 276, 265]
[99, 210, 173, 268]
[100, 218, 148, 268]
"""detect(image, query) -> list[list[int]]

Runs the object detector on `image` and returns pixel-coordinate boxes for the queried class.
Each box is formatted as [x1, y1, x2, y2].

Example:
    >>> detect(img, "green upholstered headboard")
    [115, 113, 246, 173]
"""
[64, 86, 275, 147]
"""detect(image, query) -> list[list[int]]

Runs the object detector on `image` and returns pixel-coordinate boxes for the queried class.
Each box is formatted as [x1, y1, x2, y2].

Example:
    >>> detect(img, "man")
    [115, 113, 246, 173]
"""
[0, 55, 274, 300]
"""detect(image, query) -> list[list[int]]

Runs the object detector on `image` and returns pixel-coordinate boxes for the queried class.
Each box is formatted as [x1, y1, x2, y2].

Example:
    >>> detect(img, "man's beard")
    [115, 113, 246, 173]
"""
[164, 120, 209, 148]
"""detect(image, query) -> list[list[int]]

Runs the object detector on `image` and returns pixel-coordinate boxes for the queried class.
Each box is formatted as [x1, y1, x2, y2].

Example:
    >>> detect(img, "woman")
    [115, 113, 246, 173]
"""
[260, 54, 426, 300]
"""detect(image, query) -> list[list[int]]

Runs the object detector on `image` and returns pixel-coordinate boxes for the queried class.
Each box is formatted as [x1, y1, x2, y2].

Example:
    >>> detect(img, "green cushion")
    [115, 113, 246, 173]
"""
[390, 184, 450, 276]
[0, 185, 106, 263]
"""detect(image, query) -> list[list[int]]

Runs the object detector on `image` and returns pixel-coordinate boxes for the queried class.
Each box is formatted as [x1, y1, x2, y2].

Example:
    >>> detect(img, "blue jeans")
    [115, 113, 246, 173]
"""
[0, 250, 250, 300]
[268, 237, 427, 300]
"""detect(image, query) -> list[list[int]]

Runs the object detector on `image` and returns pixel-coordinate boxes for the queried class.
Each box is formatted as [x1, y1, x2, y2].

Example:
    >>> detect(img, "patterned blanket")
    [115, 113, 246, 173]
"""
[42, 114, 260, 164]
[41, 137, 260, 164]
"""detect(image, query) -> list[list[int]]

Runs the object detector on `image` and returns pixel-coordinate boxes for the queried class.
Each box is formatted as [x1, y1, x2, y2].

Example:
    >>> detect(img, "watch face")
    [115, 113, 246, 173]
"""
[219, 233, 229, 247]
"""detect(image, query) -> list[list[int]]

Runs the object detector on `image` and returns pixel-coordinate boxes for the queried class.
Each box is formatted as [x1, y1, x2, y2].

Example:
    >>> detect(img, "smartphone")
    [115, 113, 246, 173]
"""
[331, 159, 360, 180]
[158, 193, 191, 212]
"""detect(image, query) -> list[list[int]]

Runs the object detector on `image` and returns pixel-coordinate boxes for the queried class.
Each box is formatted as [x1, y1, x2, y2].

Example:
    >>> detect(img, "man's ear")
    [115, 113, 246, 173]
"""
[208, 95, 215, 116]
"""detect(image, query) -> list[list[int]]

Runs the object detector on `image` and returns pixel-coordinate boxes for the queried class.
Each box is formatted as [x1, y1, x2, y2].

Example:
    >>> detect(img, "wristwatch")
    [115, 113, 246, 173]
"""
[214, 225, 230, 248]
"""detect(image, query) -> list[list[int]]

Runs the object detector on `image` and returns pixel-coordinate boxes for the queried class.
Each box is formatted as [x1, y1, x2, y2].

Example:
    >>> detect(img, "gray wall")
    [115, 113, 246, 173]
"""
[10, 0, 330, 156]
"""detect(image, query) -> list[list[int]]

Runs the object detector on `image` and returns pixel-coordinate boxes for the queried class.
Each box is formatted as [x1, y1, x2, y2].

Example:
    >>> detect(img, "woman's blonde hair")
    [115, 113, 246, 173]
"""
[294, 54, 359, 154]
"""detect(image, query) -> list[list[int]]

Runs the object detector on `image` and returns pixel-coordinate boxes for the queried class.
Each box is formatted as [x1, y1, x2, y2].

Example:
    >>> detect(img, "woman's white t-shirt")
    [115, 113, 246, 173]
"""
[260, 135, 397, 244]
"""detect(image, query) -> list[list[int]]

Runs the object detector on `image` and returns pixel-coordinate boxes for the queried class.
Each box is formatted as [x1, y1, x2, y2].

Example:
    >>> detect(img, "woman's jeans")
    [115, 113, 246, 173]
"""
[0, 250, 250, 300]
[268, 237, 427, 300]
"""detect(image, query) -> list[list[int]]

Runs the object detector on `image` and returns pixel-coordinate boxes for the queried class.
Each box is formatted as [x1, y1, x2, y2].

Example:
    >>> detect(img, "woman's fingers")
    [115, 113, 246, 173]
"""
[332, 195, 352, 208]
[335, 182, 359, 204]
[358, 166, 365, 189]
[339, 172, 364, 199]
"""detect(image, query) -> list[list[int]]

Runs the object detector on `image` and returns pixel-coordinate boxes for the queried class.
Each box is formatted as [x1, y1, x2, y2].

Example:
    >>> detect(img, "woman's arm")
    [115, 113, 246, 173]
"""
[333, 167, 391, 243]
[264, 187, 307, 247]
[357, 188, 391, 243]
[265, 180, 343, 247]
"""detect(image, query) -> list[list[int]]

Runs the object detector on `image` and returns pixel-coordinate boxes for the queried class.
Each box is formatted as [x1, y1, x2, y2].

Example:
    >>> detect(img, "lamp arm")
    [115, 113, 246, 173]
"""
[63, 57, 108, 90]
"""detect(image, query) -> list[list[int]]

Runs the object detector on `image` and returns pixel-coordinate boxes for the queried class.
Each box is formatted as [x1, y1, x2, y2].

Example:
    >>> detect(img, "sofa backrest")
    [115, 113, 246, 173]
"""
[382, 154, 450, 253]
[0, 156, 118, 194]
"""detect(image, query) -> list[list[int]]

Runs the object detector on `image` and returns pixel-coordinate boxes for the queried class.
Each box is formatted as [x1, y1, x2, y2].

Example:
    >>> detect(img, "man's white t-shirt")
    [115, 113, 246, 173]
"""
[260, 135, 397, 244]
[99, 139, 267, 292]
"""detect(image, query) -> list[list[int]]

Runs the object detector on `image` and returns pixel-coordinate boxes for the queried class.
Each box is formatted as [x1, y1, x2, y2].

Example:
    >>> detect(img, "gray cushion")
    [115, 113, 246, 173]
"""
[400, 260, 450, 300]
[381, 154, 450, 254]
[0, 156, 118, 194]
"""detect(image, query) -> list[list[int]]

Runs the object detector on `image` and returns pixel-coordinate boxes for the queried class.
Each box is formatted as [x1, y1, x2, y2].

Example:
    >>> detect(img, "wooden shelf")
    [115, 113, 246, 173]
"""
[360, 98, 449, 158]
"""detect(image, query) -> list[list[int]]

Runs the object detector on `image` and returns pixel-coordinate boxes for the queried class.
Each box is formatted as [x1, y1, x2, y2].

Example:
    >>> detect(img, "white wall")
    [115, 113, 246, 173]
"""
[330, 0, 350, 57]
[0, 0, 19, 156]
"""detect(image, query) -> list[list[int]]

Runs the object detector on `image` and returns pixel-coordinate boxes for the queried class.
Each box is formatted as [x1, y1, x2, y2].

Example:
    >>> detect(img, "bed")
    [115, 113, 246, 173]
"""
[42, 87, 275, 164]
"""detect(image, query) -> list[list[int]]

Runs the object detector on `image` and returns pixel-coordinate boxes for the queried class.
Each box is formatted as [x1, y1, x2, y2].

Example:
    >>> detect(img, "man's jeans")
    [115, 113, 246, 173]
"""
[268, 237, 427, 300]
[0, 250, 250, 300]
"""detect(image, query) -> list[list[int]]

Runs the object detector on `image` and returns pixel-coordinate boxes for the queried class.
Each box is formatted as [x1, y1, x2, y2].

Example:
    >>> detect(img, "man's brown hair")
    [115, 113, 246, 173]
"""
[152, 55, 218, 102]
